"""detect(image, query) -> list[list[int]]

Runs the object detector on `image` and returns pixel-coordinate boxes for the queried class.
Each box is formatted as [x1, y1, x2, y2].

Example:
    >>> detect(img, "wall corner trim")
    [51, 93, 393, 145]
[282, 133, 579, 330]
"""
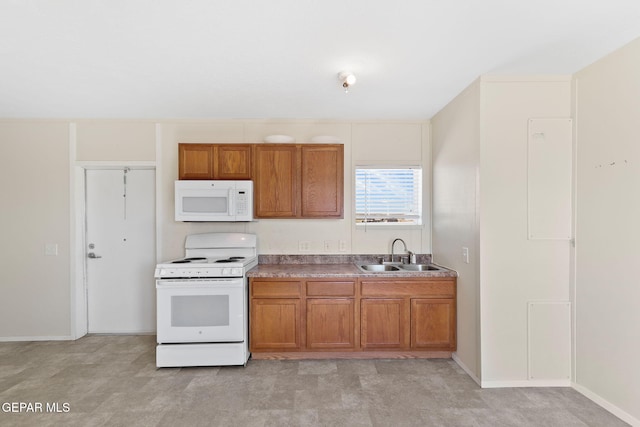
[452, 353, 481, 386]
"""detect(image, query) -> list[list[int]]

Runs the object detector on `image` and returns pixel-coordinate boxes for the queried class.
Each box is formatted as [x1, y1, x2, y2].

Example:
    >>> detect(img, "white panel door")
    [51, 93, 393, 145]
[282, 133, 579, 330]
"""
[86, 169, 156, 333]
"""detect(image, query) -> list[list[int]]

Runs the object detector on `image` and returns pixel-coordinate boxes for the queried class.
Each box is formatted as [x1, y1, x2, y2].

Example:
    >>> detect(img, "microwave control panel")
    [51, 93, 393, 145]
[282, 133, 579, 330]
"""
[236, 191, 248, 215]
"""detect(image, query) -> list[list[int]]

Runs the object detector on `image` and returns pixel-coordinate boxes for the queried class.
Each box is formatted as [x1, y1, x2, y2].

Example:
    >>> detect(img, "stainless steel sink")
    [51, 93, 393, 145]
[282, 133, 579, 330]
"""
[398, 264, 440, 271]
[358, 264, 400, 272]
[356, 263, 442, 273]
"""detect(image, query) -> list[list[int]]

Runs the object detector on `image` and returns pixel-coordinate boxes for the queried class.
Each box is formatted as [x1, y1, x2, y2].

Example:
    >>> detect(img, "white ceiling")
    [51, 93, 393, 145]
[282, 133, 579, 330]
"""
[2, 0, 640, 120]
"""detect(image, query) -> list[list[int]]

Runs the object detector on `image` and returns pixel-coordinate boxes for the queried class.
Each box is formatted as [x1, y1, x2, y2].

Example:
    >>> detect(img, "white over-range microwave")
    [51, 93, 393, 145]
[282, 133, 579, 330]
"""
[175, 180, 253, 222]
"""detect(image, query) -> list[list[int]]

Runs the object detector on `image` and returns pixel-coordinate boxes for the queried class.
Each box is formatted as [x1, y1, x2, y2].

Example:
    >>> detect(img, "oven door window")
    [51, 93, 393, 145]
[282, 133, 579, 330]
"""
[172, 295, 229, 327]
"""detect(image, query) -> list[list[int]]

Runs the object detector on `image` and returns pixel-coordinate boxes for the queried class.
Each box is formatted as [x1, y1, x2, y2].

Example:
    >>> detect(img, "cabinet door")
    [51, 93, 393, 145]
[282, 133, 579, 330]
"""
[253, 144, 299, 217]
[301, 145, 344, 218]
[411, 298, 456, 350]
[215, 144, 252, 180]
[306, 299, 355, 349]
[361, 298, 409, 349]
[250, 298, 301, 351]
[178, 144, 214, 180]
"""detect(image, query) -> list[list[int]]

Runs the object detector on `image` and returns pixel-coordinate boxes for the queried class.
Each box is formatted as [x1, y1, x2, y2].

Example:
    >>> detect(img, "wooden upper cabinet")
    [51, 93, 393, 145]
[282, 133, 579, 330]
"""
[178, 144, 214, 179]
[178, 143, 252, 180]
[301, 145, 344, 218]
[253, 144, 299, 218]
[253, 143, 344, 219]
[215, 145, 252, 179]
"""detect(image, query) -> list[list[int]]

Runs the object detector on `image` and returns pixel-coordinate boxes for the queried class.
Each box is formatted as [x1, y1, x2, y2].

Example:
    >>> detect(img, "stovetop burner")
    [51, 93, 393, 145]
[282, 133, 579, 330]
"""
[214, 256, 246, 263]
[171, 257, 207, 264]
[169, 256, 250, 265]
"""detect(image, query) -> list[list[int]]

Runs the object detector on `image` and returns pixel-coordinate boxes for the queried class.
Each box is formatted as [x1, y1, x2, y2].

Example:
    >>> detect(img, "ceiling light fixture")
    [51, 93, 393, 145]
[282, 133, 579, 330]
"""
[338, 71, 356, 93]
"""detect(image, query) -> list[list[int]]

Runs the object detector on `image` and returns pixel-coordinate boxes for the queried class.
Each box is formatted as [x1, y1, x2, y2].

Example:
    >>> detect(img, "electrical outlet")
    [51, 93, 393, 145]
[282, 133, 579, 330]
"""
[299, 241, 311, 252]
[339, 240, 347, 252]
[462, 247, 470, 264]
[324, 240, 340, 252]
[45, 243, 58, 256]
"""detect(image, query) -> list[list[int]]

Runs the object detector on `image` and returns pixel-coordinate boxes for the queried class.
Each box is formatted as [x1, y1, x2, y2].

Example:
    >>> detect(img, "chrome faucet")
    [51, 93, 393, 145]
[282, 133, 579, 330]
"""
[391, 238, 413, 264]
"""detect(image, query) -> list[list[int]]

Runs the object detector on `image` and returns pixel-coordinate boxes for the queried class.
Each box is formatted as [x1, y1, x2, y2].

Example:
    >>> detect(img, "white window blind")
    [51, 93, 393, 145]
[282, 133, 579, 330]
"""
[355, 167, 422, 225]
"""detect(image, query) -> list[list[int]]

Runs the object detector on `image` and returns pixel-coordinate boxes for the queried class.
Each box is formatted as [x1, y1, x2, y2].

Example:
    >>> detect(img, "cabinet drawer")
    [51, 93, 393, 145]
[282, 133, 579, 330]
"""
[251, 280, 302, 298]
[361, 279, 455, 298]
[306, 281, 355, 297]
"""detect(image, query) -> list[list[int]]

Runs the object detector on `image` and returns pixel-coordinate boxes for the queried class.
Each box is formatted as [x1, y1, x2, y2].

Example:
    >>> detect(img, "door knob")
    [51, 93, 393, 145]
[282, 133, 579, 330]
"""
[88, 252, 102, 259]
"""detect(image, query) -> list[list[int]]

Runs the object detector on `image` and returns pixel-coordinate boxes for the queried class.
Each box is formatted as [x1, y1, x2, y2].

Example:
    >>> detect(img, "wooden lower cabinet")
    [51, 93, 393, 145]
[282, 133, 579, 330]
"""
[411, 298, 456, 349]
[361, 298, 408, 349]
[306, 299, 355, 349]
[249, 276, 456, 357]
[251, 298, 301, 350]
[250, 279, 302, 351]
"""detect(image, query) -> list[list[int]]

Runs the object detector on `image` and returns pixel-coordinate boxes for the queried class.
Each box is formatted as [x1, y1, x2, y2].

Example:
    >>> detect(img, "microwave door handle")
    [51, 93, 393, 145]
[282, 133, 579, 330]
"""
[228, 188, 234, 216]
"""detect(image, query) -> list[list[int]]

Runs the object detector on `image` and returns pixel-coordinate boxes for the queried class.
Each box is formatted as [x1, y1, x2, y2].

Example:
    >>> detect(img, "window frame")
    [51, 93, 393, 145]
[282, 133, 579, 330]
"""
[354, 165, 424, 229]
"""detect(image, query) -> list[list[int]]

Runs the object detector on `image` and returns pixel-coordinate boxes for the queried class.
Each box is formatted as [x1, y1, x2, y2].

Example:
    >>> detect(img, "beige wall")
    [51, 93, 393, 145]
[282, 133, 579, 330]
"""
[76, 121, 156, 162]
[573, 38, 640, 424]
[157, 120, 431, 261]
[0, 118, 431, 340]
[431, 79, 481, 380]
[0, 121, 71, 339]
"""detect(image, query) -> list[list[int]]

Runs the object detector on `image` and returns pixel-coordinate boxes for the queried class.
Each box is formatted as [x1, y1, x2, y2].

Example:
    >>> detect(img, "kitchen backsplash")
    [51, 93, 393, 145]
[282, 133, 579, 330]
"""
[258, 254, 432, 265]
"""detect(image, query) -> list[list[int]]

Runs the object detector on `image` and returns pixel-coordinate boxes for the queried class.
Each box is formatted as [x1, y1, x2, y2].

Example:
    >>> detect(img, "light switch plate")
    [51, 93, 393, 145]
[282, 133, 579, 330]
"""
[462, 247, 469, 264]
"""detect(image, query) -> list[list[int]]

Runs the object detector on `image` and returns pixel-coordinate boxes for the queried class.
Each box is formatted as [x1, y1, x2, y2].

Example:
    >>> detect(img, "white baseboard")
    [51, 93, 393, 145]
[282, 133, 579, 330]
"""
[452, 352, 481, 386]
[451, 353, 571, 388]
[88, 330, 156, 335]
[0, 335, 73, 342]
[572, 382, 640, 427]
[481, 379, 572, 388]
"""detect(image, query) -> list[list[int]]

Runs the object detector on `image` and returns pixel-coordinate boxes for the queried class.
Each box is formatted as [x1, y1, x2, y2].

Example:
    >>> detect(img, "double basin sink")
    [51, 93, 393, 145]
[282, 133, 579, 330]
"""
[356, 263, 442, 273]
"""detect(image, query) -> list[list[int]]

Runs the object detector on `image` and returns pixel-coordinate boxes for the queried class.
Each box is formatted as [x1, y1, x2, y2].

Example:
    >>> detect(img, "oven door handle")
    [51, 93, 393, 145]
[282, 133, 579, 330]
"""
[156, 279, 244, 289]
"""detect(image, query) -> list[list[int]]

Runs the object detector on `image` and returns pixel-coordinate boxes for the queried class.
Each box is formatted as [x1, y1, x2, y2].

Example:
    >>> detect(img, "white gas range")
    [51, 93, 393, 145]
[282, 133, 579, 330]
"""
[154, 232, 257, 368]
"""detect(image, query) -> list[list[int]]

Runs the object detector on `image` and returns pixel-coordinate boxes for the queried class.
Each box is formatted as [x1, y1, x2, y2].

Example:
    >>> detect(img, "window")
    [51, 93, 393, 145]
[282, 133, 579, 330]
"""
[355, 167, 422, 226]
